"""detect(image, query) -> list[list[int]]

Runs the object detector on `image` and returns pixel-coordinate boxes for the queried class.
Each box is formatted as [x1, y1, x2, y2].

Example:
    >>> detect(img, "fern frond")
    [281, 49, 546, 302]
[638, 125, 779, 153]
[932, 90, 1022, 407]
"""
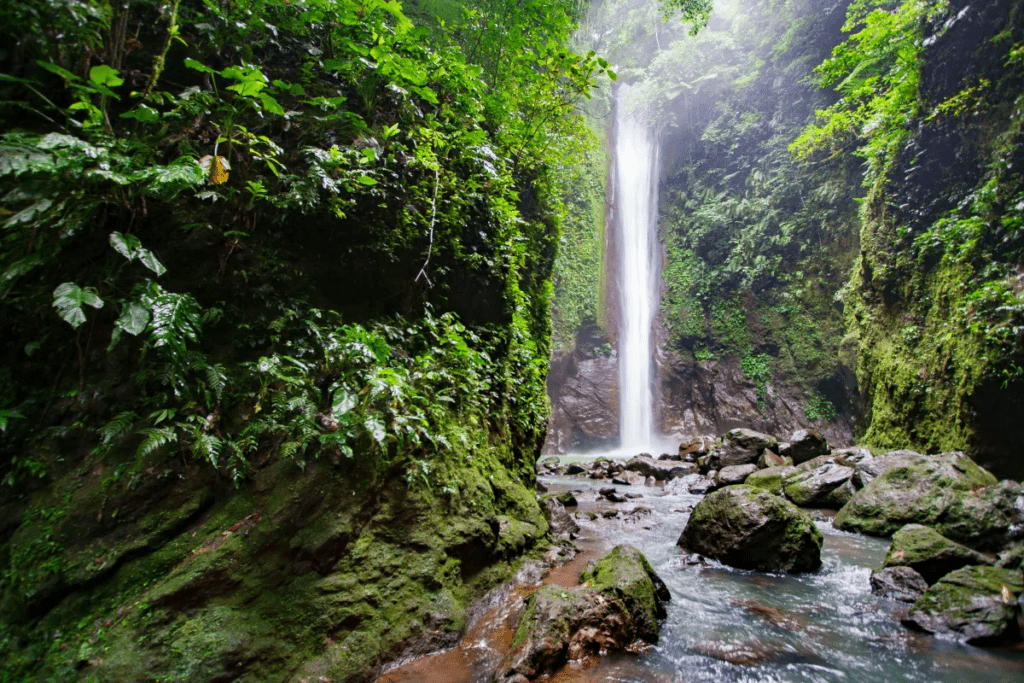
[136, 427, 178, 459]
[98, 411, 138, 444]
[205, 363, 227, 402]
[191, 431, 223, 468]
[140, 283, 203, 368]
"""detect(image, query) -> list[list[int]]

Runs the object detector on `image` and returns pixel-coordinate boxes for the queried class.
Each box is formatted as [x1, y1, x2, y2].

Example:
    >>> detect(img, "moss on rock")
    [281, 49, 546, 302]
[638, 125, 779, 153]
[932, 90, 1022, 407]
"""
[903, 565, 1024, 644]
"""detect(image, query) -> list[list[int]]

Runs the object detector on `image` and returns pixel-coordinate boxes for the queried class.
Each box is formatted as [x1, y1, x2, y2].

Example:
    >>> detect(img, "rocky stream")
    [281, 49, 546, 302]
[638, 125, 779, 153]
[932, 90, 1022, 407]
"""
[378, 429, 1024, 682]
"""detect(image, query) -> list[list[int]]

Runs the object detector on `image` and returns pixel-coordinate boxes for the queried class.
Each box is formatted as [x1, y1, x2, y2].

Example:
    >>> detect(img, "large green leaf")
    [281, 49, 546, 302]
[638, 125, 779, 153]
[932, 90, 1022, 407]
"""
[116, 301, 150, 336]
[53, 282, 104, 329]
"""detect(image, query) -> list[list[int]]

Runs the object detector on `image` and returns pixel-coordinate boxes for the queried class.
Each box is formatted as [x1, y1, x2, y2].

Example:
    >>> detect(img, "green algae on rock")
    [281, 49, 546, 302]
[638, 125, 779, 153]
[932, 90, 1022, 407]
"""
[903, 565, 1024, 644]
[833, 452, 1022, 551]
[678, 485, 822, 573]
[501, 545, 669, 681]
[880, 524, 994, 585]
[743, 465, 798, 495]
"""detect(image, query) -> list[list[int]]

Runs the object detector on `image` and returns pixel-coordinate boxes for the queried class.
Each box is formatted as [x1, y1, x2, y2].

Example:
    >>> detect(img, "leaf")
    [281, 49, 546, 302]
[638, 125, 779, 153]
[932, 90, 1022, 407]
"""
[110, 231, 142, 260]
[356, 174, 377, 186]
[98, 411, 138, 444]
[200, 155, 230, 184]
[365, 415, 386, 444]
[88, 65, 123, 88]
[36, 60, 80, 82]
[183, 58, 217, 75]
[116, 301, 150, 336]
[140, 284, 203, 367]
[53, 282, 104, 329]
[258, 92, 284, 115]
[136, 248, 167, 276]
[120, 104, 160, 123]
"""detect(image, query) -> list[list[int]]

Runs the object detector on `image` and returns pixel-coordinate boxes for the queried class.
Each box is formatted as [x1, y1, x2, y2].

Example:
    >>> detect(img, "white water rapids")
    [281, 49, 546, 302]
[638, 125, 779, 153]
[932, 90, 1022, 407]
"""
[615, 83, 660, 453]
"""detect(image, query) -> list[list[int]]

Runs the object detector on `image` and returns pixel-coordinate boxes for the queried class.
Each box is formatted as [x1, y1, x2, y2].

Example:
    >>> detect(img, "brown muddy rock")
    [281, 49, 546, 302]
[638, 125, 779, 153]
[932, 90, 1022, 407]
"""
[870, 566, 929, 603]
[543, 347, 619, 454]
[501, 545, 669, 680]
[717, 464, 758, 487]
[677, 436, 714, 461]
[625, 456, 694, 481]
[783, 429, 829, 464]
[903, 566, 1024, 644]
[678, 486, 822, 573]
[782, 463, 855, 508]
[758, 450, 792, 469]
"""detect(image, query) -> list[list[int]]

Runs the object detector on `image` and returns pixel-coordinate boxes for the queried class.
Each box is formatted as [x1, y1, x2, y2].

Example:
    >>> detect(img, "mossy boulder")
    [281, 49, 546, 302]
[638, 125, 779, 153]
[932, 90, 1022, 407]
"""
[743, 465, 798, 495]
[501, 545, 669, 680]
[903, 566, 1024, 644]
[757, 450, 793, 469]
[834, 452, 1020, 551]
[782, 462, 854, 508]
[880, 524, 994, 584]
[870, 566, 929, 603]
[850, 449, 928, 489]
[678, 485, 822, 573]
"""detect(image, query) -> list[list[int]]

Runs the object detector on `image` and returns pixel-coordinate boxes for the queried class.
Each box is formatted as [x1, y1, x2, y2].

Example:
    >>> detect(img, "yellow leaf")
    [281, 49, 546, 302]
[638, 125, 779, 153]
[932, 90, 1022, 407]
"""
[199, 154, 230, 185]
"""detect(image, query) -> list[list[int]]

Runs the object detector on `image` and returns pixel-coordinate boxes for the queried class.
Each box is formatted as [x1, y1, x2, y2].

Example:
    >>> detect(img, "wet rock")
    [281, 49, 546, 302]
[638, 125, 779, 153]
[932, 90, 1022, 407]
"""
[716, 464, 758, 487]
[730, 598, 806, 631]
[693, 639, 786, 666]
[552, 492, 578, 509]
[598, 487, 627, 503]
[824, 480, 856, 509]
[542, 498, 580, 540]
[743, 466, 798, 495]
[565, 463, 589, 475]
[678, 436, 713, 461]
[903, 566, 1024, 644]
[832, 447, 874, 465]
[706, 429, 778, 471]
[624, 455, 694, 481]
[881, 524, 994, 584]
[501, 545, 669, 680]
[834, 453, 1020, 551]
[783, 429, 829, 464]
[644, 476, 657, 487]
[664, 475, 698, 495]
[678, 485, 822, 573]
[870, 566, 929, 603]
[624, 493, 644, 500]
[851, 450, 927, 489]
[996, 544, 1024, 570]
[535, 479, 548, 493]
[782, 463, 854, 508]
[538, 456, 560, 471]
[543, 347, 619, 453]
[757, 450, 792, 469]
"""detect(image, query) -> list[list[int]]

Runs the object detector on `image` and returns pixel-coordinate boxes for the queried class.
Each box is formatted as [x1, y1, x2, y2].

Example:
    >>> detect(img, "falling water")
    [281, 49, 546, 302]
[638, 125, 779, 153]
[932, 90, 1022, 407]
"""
[615, 83, 659, 452]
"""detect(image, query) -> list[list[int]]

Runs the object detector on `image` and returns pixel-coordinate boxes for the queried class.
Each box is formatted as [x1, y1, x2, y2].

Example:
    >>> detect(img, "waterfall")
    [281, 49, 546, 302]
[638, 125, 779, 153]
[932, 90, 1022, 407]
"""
[615, 84, 659, 453]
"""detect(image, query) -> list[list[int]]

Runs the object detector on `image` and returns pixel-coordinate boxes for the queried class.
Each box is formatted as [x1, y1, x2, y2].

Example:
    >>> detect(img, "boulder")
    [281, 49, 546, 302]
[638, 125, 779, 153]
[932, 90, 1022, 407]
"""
[824, 480, 856, 509]
[743, 466, 798, 495]
[706, 429, 778, 471]
[782, 463, 854, 508]
[757, 450, 792, 469]
[565, 463, 589, 475]
[832, 447, 874, 465]
[833, 453, 1019, 551]
[678, 436, 713, 461]
[717, 464, 758, 487]
[880, 524, 993, 584]
[903, 566, 1024, 644]
[851, 450, 927, 489]
[997, 545, 1024, 570]
[870, 566, 929, 603]
[783, 429, 829, 464]
[625, 455, 694, 481]
[543, 498, 580, 540]
[677, 486, 822, 573]
[501, 545, 669, 680]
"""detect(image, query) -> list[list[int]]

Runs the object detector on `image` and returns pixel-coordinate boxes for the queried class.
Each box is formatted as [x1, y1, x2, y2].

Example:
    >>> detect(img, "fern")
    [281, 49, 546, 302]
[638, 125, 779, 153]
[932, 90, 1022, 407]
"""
[191, 431, 223, 468]
[139, 283, 203, 368]
[136, 427, 178, 458]
[98, 411, 138, 444]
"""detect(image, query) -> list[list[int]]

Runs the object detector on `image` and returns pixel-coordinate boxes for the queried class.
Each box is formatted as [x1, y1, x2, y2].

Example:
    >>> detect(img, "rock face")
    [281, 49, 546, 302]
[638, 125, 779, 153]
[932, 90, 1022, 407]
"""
[501, 545, 669, 680]
[656, 355, 855, 449]
[543, 343, 619, 453]
[833, 452, 1023, 551]
[880, 524, 993, 584]
[903, 566, 1024, 644]
[678, 486, 822, 573]
[870, 566, 929, 603]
